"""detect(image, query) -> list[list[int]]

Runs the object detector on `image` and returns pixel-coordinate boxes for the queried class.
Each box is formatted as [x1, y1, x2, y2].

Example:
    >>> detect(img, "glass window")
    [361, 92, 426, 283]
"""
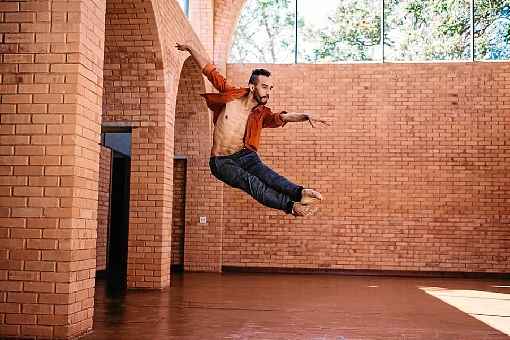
[102, 133, 131, 157]
[229, 0, 507, 64]
[475, 0, 510, 60]
[384, 0, 471, 61]
[179, 0, 189, 17]
[298, 0, 381, 63]
[229, 0, 297, 63]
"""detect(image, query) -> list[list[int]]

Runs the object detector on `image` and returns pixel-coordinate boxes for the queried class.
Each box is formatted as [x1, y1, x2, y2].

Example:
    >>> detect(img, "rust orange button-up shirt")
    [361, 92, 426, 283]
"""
[200, 64, 287, 153]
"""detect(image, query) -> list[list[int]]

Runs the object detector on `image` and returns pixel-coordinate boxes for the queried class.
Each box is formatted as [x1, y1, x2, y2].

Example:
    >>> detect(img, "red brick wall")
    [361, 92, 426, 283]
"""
[0, 0, 213, 337]
[102, 0, 169, 290]
[0, 0, 105, 337]
[224, 62, 510, 273]
[174, 57, 224, 271]
[102, 0, 210, 288]
[96, 147, 112, 271]
[171, 159, 186, 266]
[190, 0, 214, 58]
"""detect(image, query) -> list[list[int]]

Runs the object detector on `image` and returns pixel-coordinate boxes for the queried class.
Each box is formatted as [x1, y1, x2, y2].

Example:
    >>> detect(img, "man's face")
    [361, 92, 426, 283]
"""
[251, 75, 273, 105]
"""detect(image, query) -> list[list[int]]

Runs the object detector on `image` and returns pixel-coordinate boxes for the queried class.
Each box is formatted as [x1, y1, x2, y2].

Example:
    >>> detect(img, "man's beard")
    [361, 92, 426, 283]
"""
[255, 91, 269, 104]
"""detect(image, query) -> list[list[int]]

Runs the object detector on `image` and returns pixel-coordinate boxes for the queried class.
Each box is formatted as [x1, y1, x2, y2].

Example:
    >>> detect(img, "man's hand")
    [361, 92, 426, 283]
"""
[305, 113, 331, 128]
[175, 43, 191, 52]
[175, 42, 210, 70]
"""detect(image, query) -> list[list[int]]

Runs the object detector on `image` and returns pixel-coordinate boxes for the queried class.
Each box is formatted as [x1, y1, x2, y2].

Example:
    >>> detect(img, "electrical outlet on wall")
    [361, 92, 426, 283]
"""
[199, 216, 207, 224]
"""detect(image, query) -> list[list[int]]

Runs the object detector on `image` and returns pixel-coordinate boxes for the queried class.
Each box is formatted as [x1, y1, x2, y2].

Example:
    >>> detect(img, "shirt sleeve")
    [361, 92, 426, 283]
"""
[202, 63, 237, 93]
[262, 109, 287, 128]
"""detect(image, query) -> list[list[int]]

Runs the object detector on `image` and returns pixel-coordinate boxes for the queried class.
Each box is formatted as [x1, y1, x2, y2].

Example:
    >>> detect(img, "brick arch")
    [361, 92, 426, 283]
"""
[213, 0, 247, 69]
[102, 0, 213, 289]
[189, 0, 215, 57]
[147, 0, 216, 275]
[102, 0, 173, 291]
[173, 56, 224, 272]
[174, 56, 211, 159]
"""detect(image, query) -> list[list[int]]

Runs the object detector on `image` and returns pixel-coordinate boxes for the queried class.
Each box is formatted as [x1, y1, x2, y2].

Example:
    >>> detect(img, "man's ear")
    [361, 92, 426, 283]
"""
[249, 84, 255, 92]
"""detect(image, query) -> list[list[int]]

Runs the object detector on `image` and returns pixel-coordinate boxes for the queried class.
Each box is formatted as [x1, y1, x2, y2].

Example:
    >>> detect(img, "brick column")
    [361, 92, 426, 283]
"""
[95, 146, 112, 271]
[189, 0, 214, 57]
[0, 0, 106, 338]
[102, 0, 174, 289]
[127, 126, 172, 288]
[213, 0, 246, 69]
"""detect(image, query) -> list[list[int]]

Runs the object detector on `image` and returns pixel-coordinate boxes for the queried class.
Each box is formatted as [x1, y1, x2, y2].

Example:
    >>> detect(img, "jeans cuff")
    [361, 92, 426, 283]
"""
[293, 186, 304, 202]
[285, 201, 294, 214]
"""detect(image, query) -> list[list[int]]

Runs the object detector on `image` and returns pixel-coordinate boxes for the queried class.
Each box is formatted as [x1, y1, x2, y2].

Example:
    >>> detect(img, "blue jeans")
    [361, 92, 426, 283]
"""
[209, 148, 303, 214]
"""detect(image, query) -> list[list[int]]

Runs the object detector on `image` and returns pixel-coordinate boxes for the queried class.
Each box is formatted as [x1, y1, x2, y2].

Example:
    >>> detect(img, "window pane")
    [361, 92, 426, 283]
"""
[298, 0, 381, 63]
[229, 0, 296, 63]
[179, 0, 189, 16]
[475, 1, 510, 60]
[103, 133, 131, 157]
[385, 0, 471, 61]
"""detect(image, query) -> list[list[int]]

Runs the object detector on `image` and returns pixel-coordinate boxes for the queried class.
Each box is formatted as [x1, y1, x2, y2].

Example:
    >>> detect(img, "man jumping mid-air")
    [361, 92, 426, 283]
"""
[176, 43, 330, 217]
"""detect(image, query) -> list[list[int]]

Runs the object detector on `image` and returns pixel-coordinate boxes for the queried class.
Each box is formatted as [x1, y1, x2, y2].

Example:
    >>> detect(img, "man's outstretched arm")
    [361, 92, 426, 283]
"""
[281, 112, 331, 128]
[175, 43, 236, 93]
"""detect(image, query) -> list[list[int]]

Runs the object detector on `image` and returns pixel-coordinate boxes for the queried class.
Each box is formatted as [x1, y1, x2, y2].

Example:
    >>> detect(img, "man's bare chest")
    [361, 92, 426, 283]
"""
[219, 100, 252, 130]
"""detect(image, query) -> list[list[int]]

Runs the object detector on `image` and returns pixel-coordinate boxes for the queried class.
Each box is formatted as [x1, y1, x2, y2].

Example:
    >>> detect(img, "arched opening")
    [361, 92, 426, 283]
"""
[173, 56, 219, 272]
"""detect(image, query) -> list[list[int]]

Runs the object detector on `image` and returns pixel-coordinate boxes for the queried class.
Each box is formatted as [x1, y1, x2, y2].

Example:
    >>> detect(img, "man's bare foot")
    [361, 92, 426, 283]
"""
[292, 202, 319, 217]
[300, 188, 323, 205]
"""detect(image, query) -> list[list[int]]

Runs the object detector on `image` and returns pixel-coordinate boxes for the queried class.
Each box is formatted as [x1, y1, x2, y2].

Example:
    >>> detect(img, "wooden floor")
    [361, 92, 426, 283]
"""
[83, 272, 510, 339]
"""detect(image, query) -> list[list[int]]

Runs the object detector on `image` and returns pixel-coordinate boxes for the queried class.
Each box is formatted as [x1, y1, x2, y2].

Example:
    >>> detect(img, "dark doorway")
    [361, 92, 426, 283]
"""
[101, 129, 131, 294]
[171, 158, 187, 272]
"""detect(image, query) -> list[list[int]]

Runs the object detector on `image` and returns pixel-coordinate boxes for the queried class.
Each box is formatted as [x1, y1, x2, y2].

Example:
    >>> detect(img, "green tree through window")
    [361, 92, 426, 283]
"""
[299, 0, 381, 62]
[229, 0, 510, 63]
[384, 0, 471, 61]
[475, 0, 510, 60]
[229, 0, 297, 63]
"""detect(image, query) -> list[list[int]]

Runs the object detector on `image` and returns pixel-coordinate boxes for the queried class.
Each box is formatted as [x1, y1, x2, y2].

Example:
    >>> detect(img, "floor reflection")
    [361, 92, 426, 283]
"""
[83, 272, 510, 339]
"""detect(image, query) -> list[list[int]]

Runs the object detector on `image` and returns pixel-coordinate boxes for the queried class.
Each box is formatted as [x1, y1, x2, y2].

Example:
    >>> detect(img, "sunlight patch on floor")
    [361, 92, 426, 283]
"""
[420, 286, 510, 336]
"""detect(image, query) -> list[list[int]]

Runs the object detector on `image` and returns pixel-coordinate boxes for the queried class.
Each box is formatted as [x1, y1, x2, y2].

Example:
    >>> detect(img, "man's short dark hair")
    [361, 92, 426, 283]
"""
[249, 68, 271, 85]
